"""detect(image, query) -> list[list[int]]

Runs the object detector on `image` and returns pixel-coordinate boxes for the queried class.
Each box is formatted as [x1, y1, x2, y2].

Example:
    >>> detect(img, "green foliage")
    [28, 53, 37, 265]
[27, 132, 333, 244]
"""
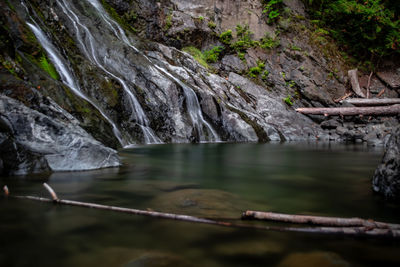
[290, 44, 302, 51]
[283, 95, 293, 106]
[122, 10, 138, 24]
[219, 30, 233, 45]
[261, 70, 270, 80]
[39, 54, 59, 80]
[204, 46, 224, 63]
[182, 46, 209, 68]
[165, 13, 173, 31]
[260, 33, 280, 49]
[237, 51, 246, 60]
[208, 21, 217, 29]
[198, 16, 204, 21]
[302, 0, 400, 59]
[262, 0, 284, 24]
[182, 46, 224, 68]
[248, 61, 266, 78]
[231, 24, 258, 52]
[100, 0, 136, 33]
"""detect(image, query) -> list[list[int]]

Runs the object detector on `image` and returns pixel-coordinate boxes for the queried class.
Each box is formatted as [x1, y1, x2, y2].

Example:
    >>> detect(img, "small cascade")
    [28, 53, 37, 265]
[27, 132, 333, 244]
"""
[22, 2, 126, 147]
[58, 0, 161, 145]
[155, 66, 219, 142]
[86, 0, 220, 142]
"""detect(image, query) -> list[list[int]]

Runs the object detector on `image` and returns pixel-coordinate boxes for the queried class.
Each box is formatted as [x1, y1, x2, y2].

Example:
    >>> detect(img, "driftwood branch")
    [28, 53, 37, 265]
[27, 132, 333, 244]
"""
[296, 104, 400, 116]
[348, 69, 366, 98]
[242, 211, 400, 229]
[366, 71, 373, 99]
[3, 184, 400, 239]
[342, 98, 400, 106]
[3, 185, 9, 197]
[43, 183, 59, 201]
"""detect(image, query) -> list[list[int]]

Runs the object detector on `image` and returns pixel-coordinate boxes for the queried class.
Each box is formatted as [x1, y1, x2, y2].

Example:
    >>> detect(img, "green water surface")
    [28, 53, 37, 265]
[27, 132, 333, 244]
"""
[1, 143, 399, 267]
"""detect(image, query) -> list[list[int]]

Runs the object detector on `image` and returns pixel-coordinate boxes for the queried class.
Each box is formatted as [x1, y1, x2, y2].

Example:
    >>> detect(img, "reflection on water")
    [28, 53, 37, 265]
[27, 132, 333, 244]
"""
[1, 143, 399, 267]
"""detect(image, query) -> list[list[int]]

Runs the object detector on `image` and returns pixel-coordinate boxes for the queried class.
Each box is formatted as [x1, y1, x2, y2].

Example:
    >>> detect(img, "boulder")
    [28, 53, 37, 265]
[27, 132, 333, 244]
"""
[372, 126, 400, 199]
[0, 95, 120, 175]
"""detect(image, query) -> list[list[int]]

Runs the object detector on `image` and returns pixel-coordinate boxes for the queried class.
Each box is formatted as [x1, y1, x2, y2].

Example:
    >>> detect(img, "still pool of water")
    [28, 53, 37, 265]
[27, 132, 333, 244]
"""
[1, 143, 399, 266]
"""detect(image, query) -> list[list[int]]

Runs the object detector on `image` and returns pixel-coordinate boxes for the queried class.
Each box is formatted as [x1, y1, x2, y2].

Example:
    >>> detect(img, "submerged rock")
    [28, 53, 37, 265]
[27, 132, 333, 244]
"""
[148, 188, 249, 219]
[124, 252, 191, 267]
[372, 126, 400, 199]
[278, 251, 350, 267]
[0, 95, 120, 175]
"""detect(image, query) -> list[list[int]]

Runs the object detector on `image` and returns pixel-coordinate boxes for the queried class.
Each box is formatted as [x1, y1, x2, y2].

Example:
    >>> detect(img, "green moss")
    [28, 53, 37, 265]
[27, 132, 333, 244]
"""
[38, 54, 59, 80]
[182, 46, 209, 69]
[208, 21, 216, 29]
[100, 78, 119, 106]
[5, 0, 16, 12]
[283, 95, 293, 106]
[289, 44, 302, 51]
[164, 13, 173, 31]
[100, 0, 136, 33]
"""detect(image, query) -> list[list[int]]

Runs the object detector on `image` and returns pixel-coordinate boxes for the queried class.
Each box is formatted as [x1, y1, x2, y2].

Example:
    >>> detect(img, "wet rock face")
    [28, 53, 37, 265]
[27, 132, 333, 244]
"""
[0, 95, 120, 175]
[372, 127, 400, 199]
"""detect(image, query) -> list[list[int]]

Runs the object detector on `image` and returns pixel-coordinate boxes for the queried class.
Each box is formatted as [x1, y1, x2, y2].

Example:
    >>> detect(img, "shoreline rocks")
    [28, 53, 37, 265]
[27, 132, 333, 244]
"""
[372, 126, 400, 200]
[0, 95, 120, 176]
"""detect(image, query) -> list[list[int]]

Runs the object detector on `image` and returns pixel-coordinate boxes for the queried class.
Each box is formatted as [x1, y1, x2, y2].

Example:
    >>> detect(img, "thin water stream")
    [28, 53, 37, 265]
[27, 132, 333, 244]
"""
[59, 0, 219, 143]
[22, 1, 126, 147]
[1, 143, 399, 267]
[58, 0, 161, 145]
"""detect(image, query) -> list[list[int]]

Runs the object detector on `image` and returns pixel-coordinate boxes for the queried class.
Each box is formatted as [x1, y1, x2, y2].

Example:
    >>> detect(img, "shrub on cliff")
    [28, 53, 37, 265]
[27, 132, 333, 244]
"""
[302, 0, 400, 60]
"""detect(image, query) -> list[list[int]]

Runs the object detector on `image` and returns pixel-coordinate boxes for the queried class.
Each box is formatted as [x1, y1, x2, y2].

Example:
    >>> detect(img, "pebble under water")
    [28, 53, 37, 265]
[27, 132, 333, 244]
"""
[1, 143, 399, 267]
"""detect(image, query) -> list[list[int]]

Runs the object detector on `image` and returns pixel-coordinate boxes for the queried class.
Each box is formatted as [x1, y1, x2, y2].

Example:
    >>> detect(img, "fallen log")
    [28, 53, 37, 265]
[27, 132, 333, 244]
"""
[342, 98, 400, 106]
[242, 211, 400, 229]
[3, 184, 400, 239]
[296, 104, 400, 116]
[348, 69, 366, 98]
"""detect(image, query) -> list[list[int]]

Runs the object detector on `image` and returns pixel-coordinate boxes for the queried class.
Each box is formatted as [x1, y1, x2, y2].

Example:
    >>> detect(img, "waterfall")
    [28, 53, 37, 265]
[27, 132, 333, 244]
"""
[22, 2, 126, 147]
[86, 0, 220, 142]
[58, 0, 161, 145]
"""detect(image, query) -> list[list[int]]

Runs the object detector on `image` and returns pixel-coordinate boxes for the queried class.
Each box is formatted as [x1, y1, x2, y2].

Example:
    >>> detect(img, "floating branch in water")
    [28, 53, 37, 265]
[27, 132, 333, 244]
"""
[3, 184, 400, 239]
[242, 210, 400, 229]
[3, 185, 9, 197]
[43, 183, 59, 201]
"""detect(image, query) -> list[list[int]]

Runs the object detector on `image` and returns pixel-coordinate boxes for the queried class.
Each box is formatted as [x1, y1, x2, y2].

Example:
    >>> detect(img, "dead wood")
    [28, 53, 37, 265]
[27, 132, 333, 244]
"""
[348, 69, 366, 98]
[3, 184, 400, 239]
[242, 211, 400, 229]
[296, 104, 400, 116]
[342, 98, 400, 106]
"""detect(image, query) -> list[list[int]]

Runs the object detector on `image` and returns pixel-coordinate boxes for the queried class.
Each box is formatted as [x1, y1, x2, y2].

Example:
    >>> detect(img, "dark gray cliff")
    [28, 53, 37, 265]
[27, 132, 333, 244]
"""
[1, 0, 399, 175]
[372, 127, 400, 200]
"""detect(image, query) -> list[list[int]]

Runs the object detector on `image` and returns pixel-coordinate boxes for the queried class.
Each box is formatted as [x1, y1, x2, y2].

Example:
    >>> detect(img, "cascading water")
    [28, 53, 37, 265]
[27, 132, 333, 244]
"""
[22, 2, 126, 147]
[85, 0, 220, 142]
[57, 0, 161, 145]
